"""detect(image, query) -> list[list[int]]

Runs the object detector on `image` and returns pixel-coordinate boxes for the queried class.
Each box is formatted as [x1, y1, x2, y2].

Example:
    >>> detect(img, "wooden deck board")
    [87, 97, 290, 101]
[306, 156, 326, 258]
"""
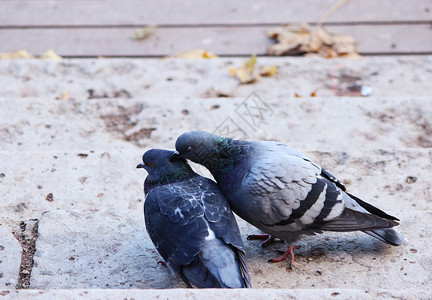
[1, 0, 431, 56]
[0, 25, 430, 56]
[1, 0, 431, 26]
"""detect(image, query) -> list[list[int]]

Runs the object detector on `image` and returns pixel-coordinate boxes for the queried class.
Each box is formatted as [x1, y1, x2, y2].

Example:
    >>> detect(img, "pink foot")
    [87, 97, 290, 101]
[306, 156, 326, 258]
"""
[269, 245, 301, 269]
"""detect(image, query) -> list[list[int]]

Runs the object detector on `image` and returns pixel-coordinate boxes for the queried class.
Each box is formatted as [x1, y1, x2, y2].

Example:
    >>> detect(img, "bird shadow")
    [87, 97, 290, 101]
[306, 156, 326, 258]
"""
[245, 231, 394, 263]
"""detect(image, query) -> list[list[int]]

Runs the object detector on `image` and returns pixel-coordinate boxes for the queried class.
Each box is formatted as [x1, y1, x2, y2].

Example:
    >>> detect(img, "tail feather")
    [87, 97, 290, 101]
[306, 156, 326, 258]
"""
[236, 249, 252, 288]
[179, 256, 221, 288]
[347, 192, 400, 221]
[319, 208, 398, 232]
[363, 228, 404, 246]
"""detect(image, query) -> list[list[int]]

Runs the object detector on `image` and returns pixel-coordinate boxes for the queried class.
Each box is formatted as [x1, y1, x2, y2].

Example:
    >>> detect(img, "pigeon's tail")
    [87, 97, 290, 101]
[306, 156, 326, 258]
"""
[362, 228, 404, 246]
[199, 239, 251, 288]
[235, 249, 252, 288]
[319, 208, 399, 232]
[179, 255, 221, 288]
[179, 238, 250, 288]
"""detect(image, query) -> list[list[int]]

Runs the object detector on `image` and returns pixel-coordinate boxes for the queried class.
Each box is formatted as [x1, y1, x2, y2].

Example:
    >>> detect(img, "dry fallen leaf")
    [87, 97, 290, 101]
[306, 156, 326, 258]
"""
[229, 55, 279, 84]
[310, 89, 318, 97]
[41, 49, 62, 61]
[0, 50, 34, 59]
[295, 90, 318, 98]
[131, 25, 156, 41]
[174, 49, 218, 59]
[229, 54, 259, 84]
[259, 65, 278, 77]
[266, 23, 360, 58]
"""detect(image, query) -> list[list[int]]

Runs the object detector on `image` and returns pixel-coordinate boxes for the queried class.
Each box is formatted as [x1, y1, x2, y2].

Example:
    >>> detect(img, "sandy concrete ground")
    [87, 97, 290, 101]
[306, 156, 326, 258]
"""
[0, 57, 431, 297]
[3, 288, 430, 300]
[29, 209, 429, 291]
[0, 57, 431, 100]
[1, 97, 431, 221]
[0, 221, 21, 289]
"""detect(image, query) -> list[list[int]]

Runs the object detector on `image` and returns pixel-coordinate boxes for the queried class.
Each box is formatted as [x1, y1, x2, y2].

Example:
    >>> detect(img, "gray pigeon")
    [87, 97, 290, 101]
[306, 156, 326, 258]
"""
[137, 149, 251, 288]
[171, 131, 403, 267]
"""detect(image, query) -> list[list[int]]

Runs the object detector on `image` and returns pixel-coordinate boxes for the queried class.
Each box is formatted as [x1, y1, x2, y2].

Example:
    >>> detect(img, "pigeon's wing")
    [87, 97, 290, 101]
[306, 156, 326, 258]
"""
[270, 141, 348, 191]
[144, 185, 212, 280]
[242, 154, 397, 233]
[199, 178, 251, 288]
[257, 143, 401, 244]
[242, 154, 344, 227]
[320, 167, 347, 191]
[319, 167, 399, 222]
[145, 181, 249, 288]
[200, 178, 245, 250]
[345, 192, 399, 221]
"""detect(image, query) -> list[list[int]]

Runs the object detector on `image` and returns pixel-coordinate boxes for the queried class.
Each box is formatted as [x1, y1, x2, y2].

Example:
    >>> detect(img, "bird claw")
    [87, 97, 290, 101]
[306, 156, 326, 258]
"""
[268, 244, 300, 269]
[286, 262, 293, 271]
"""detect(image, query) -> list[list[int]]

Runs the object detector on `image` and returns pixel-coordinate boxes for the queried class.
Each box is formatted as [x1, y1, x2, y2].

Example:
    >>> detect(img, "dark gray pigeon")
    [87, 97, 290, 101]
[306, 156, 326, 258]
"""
[137, 149, 251, 288]
[171, 131, 403, 267]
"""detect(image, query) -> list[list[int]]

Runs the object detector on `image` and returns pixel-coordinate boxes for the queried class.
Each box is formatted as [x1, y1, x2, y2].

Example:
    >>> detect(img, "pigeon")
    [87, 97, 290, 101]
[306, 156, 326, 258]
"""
[137, 149, 251, 288]
[171, 131, 403, 268]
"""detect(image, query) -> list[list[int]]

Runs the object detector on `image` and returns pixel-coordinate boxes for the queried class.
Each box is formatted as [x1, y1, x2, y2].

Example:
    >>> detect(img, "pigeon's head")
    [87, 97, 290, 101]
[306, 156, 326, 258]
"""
[171, 131, 218, 164]
[137, 149, 194, 184]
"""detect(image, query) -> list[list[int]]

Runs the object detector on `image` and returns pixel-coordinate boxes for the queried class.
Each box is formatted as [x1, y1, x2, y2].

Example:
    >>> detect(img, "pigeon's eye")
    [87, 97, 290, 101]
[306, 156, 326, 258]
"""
[148, 162, 154, 167]
[187, 146, 194, 152]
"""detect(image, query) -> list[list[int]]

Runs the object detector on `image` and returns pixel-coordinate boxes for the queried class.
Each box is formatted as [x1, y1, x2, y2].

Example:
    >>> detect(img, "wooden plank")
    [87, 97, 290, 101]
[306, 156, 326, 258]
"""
[1, 0, 431, 26]
[0, 25, 430, 56]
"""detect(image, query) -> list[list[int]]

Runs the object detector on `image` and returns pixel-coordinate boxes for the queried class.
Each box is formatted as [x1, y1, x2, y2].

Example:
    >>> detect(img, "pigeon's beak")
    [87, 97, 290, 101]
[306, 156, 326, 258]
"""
[169, 151, 181, 161]
[136, 163, 145, 169]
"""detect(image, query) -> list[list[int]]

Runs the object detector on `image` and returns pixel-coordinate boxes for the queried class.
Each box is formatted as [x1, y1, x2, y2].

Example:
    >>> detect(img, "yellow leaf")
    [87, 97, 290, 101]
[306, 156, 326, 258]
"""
[244, 54, 257, 73]
[310, 89, 318, 97]
[174, 49, 218, 59]
[294, 93, 302, 98]
[259, 65, 278, 77]
[41, 49, 62, 61]
[0, 50, 34, 59]
[228, 66, 237, 77]
[228, 54, 259, 84]
[202, 51, 218, 58]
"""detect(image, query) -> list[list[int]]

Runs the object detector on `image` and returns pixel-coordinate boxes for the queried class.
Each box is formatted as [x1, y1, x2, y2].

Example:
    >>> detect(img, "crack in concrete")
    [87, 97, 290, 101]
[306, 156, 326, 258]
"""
[350, 255, 372, 272]
[12, 219, 39, 289]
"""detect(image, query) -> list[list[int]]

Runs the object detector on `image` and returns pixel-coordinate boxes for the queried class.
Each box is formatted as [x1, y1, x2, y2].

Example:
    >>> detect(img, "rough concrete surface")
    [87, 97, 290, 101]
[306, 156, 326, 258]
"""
[1, 96, 432, 152]
[2, 288, 431, 300]
[0, 220, 21, 289]
[30, 209, 430, 292]
[1, 96, 431, 221]
[0, 149, 430, 222]
[0, 56, 431, 297]
[0, 57, 431, 100]
[31, 210, 180, 289]
[0, 150, 142, 221]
